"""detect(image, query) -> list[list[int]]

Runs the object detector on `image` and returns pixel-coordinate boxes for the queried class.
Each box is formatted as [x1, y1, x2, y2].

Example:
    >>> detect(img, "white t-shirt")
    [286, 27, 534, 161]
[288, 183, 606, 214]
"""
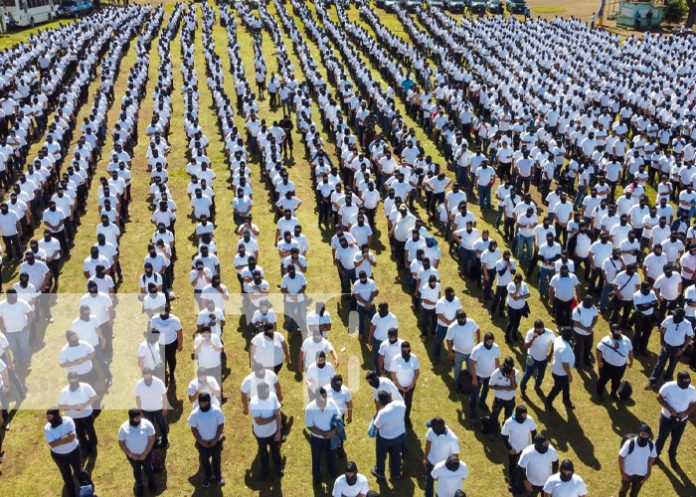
[549, 274, 579, 301]
[370, 312, 399, 341]
[551, 337, 575, 376]
[58, 383, 96, 419]
[194, 333, 223, 368]
[59, 341, 95, 375]
[0, 299, 32, 332]
[445, 319, 479, 354]
[525, 329, 555, 361]
[489, 368, 520, 401]
[118, 419, 156, 454]
[251, 332, 286, 368]
[619, 437, 657, 477]
[658, 381, 696, 419]
[332, 474, 370, 497]
[44, 417, 79, 454]
[135, 377, 167, 411]
[187, 405, 225, 441]
[542, 473, 588, 497]
[501, 416, 538, 452]
[431, 460, 469, 497]
[436, 296, 462, 327]
[518, 445, 559, 487]
[250, 392, 281, 438]
[597, 335, 633, 367]
[425, 427, 460, 465]
[373, 400, 407, 439]
[470, 343, 501, 378]
[571, 305, 598, 335]
[392, 354, 420, 387]
[301, 337, 335, 370]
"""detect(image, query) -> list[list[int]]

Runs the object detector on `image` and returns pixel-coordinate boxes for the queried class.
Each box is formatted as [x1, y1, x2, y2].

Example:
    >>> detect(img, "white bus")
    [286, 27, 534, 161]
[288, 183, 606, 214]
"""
[1, 0, 55, 30]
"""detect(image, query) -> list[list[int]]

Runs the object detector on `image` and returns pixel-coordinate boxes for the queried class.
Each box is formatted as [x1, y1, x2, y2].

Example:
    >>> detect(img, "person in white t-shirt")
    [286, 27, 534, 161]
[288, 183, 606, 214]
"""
[372, 391, 407, 480]
[542, 459, 587, 497]
[249, 382, 283, 478]
[423, 417, 460, 497]
[517, 435, 559, 496]
[446, 310, 480, 383]
[58, 372, 98, 452]
[469, 332, 501, 418]
[655, 371, 696, 462]
[44, 409, 89, 496]
[134, 368, 168, 449]
[618, 424, 656, 497]
[501, 405, 537, 477]
[546, 327, 576, 410]
[391, 341, 420, 427]
[118, 409, 158, 495]
[431, 454, 468, 497]
[332, 461, 370, 497]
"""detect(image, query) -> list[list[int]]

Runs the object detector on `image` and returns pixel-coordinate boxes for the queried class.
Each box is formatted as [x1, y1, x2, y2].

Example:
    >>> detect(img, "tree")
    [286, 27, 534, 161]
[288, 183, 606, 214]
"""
[687, 0, 696, 28]
[664, 0, 688, 23]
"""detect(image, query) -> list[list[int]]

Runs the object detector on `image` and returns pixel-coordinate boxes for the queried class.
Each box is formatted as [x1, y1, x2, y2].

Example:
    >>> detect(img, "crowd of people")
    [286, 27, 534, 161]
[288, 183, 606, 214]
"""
[0, 1, 696, 497]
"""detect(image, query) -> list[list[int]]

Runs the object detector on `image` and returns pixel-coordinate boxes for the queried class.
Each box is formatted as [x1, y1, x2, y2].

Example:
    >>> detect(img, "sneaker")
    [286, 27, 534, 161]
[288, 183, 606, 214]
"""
[370, 467, 386, 480]
[202, 479, 211, 489]
[217, 477, 226, 486]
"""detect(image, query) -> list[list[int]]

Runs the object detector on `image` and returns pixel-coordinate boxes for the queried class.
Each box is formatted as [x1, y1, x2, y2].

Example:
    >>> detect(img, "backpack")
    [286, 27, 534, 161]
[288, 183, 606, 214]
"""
[457, 370, 474, 395]
[621, 434, 654, 454]
[150, 449, 165, 473]
[479, 415, 499, 436]
[617, 380, 632, 400]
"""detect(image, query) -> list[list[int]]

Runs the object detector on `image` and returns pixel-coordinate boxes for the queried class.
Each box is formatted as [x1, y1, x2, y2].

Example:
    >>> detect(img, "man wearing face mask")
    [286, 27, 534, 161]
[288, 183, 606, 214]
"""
[632, 281, 658, 356]
[118, 409, 158, 496]
[652, 263, 682, 322]
[431, 454, 468, 497]
[306, 386, 340, 485]
[517, 435, 559, 497]
[618, 424, 656, 497]
[546, 327, 576, 411]
[542, 459, 587, 497]
[610, 264, 641, 328]
[489, 356, 520, 430]
[332, 461, 370, 497]
[188, 392, 226, 488]
[306, 352, 336, 401]
[655, 371, 696, 466]
[501, 404, 537, 477]
[250, 382, 283, 478]
[647, 309, 694, 388]
[423, 417, 460, 497]
[44, 408, 90, 497]
[58, 370, 98, 456]
[549, 265, 580, 327]
[391, 341, 420, 427]
[249, 323, 290, 373]
[596, 324, 634, 400]
[135, 368, 168, 450]
[469, 332, 501, 419]
[0, 288, 34, 366]
[151, 304, 182, 386]
[372, 390, 407, 481]
[571, 296, 598, 367]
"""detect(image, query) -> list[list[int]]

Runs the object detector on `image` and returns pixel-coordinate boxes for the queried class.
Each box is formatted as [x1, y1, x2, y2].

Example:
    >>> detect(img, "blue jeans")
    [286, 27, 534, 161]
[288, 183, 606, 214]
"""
[538, 267, 554, 299]
[598, 284, 612, 312]
[375, 432, 406, 477]
[478, 185, 491, 209]
[520, 358, 547, 391]
[469, 375, 490, 416]
[573, 185, 586, 209]
[458, 246, 476, 275]
[433, 324, 448, 361]
[516, 234, 533, 264]
[6, 330, 30, 363]
[453, 352, 470, 382]
[310, 435, 336, 479]
[649, 344, 683, 384]
[456, 167, 469, 189]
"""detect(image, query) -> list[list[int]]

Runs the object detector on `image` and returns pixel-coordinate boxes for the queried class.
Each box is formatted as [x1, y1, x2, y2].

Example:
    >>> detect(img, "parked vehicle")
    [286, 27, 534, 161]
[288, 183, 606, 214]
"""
[486, 0, 503, 14]
[429, 0, 445, 8]
[57, 0, 93, 18]
[445, 0, 465, 12]
[1, 0, 55, 28]
[376, 0, 399, 10]
[469, 0, 487, 14]
[404, 0, 422, 10]
[506, 0, 526, 14]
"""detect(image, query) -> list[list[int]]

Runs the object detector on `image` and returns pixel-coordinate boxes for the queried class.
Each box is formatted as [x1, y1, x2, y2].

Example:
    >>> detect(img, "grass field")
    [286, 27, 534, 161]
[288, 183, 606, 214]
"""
[0, 2, 695, 497]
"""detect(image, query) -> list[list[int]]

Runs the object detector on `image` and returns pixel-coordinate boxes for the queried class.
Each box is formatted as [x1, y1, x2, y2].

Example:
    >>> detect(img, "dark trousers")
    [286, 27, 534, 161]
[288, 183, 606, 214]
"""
[490, 397, 515, 428]
[655, 414, 687, 458]
[632, 315, 654, 354]
[425, 461, 435, 497]
[143, 410, 168, 445]
[375, 432, 406, 477]
[420, 307, 437, 336]
[597, 363, 626, 396]
[51, 447, 87, 497]
[163, 341, 178, 382]
[649, 344, 683, 384]
[611, 300, 633, 327]
[74, 414, 98, 449]
[309, 435, 336, 479]
[521, 358, 547, 391]
[196, 441, 222, 480]
[505, 306, 524, 340]
[401, 387, 415, 423]
[490, 286, 507, 315]
[573, 332, 594, 365]
[554, 298, 572, 327]
[128, 454, 155, 487]
[469, 375, 490, 415]
[256, 434, 281, 473]
[546, 373, 571, 406]
[618, 474, 646, 497]
[3, 234, 21, 260]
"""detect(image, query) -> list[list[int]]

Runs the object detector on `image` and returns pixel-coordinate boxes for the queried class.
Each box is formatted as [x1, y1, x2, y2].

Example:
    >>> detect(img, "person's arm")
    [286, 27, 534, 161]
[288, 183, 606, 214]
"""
[423, 440, 432, 470]
[470, 358, 478, 386]
[118, 439, 135, 459]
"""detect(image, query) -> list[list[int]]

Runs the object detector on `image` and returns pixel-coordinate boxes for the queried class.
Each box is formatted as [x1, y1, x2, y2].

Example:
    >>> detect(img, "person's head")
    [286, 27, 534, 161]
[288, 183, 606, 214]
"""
[673, 307, 685, 323]
[401, 341, 411, 360]
[316, 351, 327, 368]
[316, 387, 328, 408]
[344, 461, 359, 485]
[677, 370, 692, 389]
[445, 454, 460, 472]
[128, 408, 142, 427]
[561, 326, 574, 342]
[256, 382, 271, 401]
[198, 392, 212, 412]
[611, 323, 622, 340]
[559, 459, 575, 482]
[514, 404, 528, 423]
[636, 423, 653, 447]
[46, 407, 62, 428]
[366, 371, 380, 389]
[483, 332, 495, 349]
[68, 371, 80, 391]
[502, 356, 514, 375]
[66, 329, 79, 347]
[387, 328, 399, 344]
[331, 374, 343, 392]
[534, 435, 549, 454]
[377, 390, 392, 407]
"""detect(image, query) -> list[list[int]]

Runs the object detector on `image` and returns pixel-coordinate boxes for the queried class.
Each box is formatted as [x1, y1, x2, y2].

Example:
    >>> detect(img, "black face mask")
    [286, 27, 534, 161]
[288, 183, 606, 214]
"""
[677, 380, 690, 390]
[484, 342, 493, 350]
[445, 459, 460, 472]
[514, 414, 526, 424]
[144, 377, 153, 387]
[69, 382, 80, 392]
[129, 417, 141, 427]
[345, 474, 357, 486]
[317, 362, 326, 369]
[200, 403, 211, 412]
[402, 350, 411, 360]
[331, 381, 342, 392]
[560, 471, 573, 482]
[636, 437, 649, 448]
[535, 443, 548, 454]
